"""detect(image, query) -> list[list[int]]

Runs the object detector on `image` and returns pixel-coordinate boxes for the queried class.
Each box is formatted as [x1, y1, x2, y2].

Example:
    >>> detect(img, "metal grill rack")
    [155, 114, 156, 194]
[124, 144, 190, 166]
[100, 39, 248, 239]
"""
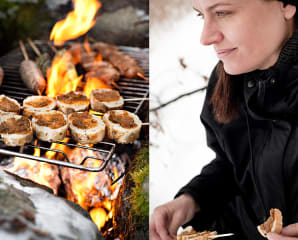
[0, 41, 149, 172]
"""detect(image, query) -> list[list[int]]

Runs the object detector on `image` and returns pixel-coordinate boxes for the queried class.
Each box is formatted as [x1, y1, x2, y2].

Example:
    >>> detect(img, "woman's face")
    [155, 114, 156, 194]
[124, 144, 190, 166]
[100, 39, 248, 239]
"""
[193, 0, 296, 75]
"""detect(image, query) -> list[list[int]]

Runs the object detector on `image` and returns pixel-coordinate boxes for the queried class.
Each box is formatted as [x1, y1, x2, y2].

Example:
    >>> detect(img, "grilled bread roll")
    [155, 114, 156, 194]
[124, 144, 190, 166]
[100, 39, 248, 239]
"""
[103, 110, 142, 144]
[32, 110, 68, 142]
[257, 208, 283, 237]
[68, 112, 105, 144]
[90, 89, 124, 113]
[0, 115, 33, 146]
[0, 95, 21, 115]
[23, 96, 56, 118]
[56, 91, 89, 114]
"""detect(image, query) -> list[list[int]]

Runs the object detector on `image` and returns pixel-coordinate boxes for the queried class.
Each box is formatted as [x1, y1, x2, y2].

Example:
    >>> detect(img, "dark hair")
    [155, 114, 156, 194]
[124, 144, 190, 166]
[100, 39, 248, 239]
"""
[209, 1, 297, 124]
[208, 62, 241, 124]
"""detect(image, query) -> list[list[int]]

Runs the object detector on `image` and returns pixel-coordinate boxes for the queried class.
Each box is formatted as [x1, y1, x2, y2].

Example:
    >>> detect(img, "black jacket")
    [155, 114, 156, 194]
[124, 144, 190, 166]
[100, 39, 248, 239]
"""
[177, 29, 298, 240]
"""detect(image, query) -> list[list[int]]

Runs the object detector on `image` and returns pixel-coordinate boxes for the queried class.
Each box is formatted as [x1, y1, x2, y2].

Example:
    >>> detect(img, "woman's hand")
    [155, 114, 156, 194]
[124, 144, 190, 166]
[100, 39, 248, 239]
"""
[267, 223, 298, 240]
[149, 194, 200, 240]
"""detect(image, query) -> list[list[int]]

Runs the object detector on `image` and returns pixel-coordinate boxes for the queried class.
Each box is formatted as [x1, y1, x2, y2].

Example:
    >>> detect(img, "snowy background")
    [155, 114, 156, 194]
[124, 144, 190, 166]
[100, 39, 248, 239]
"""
[149, 0, 218, 215]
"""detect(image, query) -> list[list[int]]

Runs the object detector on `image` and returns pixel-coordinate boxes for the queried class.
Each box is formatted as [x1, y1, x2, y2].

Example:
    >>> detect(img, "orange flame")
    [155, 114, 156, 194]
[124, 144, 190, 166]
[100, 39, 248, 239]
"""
[50, 0, 101, 46]
[90, 208, 107, 230]
[84, 37, 92, 54]
[83, 77, 111, 98]
[4, 142, 60, 194]
[95, 53, 103, 62]
[46, 51, 83, 97]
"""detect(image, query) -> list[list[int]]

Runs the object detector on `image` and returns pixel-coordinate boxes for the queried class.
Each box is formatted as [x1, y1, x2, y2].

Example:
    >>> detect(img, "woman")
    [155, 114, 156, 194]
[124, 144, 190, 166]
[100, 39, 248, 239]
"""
[150, 0, 298, 240]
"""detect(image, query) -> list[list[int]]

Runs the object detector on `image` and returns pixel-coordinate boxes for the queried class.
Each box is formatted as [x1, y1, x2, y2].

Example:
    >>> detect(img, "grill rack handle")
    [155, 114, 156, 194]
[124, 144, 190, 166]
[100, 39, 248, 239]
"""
[0, 140, 116, 172]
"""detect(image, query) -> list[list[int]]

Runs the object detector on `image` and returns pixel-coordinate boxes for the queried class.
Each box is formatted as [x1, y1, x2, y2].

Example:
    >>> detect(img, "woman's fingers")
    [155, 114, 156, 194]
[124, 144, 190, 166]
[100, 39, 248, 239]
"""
[149, 218, 162, 240]
[154, 211, 173, 240]
[267, 223, 298, 240]
[150, 207, 173, 240]
[281, 223, 298, 237]
[168, 211, 186, 238]
[267, 232, 298, 240]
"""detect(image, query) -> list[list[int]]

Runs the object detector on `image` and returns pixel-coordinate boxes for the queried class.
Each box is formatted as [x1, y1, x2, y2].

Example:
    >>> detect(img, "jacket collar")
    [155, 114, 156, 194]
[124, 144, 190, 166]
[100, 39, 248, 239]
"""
[277, 27, 298, 65]
[243, 27, 298, 121]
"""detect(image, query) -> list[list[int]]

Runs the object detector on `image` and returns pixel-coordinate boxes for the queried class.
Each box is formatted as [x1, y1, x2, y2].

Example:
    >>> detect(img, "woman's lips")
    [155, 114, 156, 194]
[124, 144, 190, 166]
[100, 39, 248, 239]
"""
[216, 48, 237, 58]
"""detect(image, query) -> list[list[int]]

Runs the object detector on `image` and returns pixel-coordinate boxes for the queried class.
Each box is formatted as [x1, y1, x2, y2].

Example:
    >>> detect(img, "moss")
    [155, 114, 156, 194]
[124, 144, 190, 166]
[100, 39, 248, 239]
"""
[129, 146, 149, 222]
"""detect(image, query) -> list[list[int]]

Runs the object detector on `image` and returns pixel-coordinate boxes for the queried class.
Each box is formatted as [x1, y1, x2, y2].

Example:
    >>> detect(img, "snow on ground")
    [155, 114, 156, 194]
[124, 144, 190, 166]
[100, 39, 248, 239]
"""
[150, 12, 218, 215]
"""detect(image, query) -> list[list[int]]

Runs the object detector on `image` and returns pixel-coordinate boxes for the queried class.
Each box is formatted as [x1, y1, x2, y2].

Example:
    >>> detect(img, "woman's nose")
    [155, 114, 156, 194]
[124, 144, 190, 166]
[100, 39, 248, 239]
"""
[200, 21, 223, 46]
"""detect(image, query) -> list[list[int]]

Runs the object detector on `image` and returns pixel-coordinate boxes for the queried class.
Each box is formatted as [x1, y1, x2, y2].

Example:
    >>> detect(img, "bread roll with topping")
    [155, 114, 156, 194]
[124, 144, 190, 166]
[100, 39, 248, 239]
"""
[103, 110, 142, 144]
[68, 112, 105, 144]
[32, 110, 68, 142]
[56, 91, 89, 114]
[0, 115, 33, 146]
[90, 89, 124, 113]
[0, 95, 21, 115]
[23, 96, 56, 118]
[257, 208, 283, 237]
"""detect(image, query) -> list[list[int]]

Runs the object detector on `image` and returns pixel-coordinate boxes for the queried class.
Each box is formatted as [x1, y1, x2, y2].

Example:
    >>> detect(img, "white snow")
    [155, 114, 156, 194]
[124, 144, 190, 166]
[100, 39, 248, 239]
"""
[150, 12, 218, 215]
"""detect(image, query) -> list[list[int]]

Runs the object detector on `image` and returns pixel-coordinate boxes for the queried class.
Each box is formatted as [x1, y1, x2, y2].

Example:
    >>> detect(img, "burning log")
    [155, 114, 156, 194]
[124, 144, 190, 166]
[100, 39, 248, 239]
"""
[108, 146, 149, 240]
[60, 147, 124, 231]
[2, 142, 61, 195]
[3, 157, 61, 195]
[0, 169, 103, 239]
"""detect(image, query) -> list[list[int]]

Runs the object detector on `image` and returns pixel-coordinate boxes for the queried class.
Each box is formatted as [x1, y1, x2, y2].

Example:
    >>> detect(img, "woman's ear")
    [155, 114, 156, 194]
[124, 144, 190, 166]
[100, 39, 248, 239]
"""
[282, 4, 296, 20]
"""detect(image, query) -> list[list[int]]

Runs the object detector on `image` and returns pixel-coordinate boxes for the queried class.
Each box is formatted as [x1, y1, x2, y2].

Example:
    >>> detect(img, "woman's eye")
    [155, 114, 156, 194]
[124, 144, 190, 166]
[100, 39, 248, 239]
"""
[216, 11, 229, 17]
[196, 12, 204, 19]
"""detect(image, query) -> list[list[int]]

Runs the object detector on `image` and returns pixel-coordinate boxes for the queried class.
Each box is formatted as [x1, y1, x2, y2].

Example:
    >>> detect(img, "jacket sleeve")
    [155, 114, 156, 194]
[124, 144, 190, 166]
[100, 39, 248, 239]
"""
[175, 66, 239, 218]
[284, 130, 298, 223]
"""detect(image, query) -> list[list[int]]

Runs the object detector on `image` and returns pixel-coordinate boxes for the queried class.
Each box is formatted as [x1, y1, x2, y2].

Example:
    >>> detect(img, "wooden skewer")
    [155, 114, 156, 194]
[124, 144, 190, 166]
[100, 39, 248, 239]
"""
[27, 38, 41, 56]
[142, 123, 149, 126]
[19, 40, 29, 61]
[124, 97, 149, 102]
[111, 81, 121, 90]
[137, 72, 149, 82]
[209, 233, 234, 239]
[47, 41, 57, 53]
[177, 232, 234, 240]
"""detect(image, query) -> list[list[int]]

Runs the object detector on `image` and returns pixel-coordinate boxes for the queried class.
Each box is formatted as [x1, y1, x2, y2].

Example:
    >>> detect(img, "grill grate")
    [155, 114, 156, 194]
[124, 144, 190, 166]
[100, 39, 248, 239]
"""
[0, 41, 149, 173]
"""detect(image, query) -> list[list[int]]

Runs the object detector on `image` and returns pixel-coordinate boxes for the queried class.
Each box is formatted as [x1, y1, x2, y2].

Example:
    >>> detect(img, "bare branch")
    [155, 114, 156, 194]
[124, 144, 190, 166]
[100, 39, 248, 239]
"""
[150, 86, 207, 111]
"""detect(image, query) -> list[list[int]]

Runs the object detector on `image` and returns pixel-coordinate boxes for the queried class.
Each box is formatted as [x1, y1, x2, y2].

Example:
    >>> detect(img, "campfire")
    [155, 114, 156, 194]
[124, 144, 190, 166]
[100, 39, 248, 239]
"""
[0, 0, 149, 238]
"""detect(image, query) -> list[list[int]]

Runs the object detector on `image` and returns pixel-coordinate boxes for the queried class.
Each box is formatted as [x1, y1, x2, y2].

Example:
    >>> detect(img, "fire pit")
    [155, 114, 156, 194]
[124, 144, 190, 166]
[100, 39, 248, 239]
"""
[0, 40, 148, 239]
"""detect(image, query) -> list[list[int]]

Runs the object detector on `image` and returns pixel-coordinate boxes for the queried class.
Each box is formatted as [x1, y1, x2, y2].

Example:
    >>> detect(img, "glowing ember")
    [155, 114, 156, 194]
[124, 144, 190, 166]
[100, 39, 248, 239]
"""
[46, 51, 83, 97]
[50, 0, 101, 46]
[90, 207, 107, 230]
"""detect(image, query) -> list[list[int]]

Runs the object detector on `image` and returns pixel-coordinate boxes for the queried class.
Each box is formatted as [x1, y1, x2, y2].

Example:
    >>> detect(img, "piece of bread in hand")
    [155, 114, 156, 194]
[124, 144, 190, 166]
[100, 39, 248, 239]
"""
[0, 114, 33, 146]
[32, 110, 68, 142]
[56, 91, 89, 114]
[23, 95, 56, 118]
[103, 110, 142, 144]
[68, 111, 105, 144]
[257, 208, 283, 238]
[175, 226, 218, 240]
[90, 88, 124, 113]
